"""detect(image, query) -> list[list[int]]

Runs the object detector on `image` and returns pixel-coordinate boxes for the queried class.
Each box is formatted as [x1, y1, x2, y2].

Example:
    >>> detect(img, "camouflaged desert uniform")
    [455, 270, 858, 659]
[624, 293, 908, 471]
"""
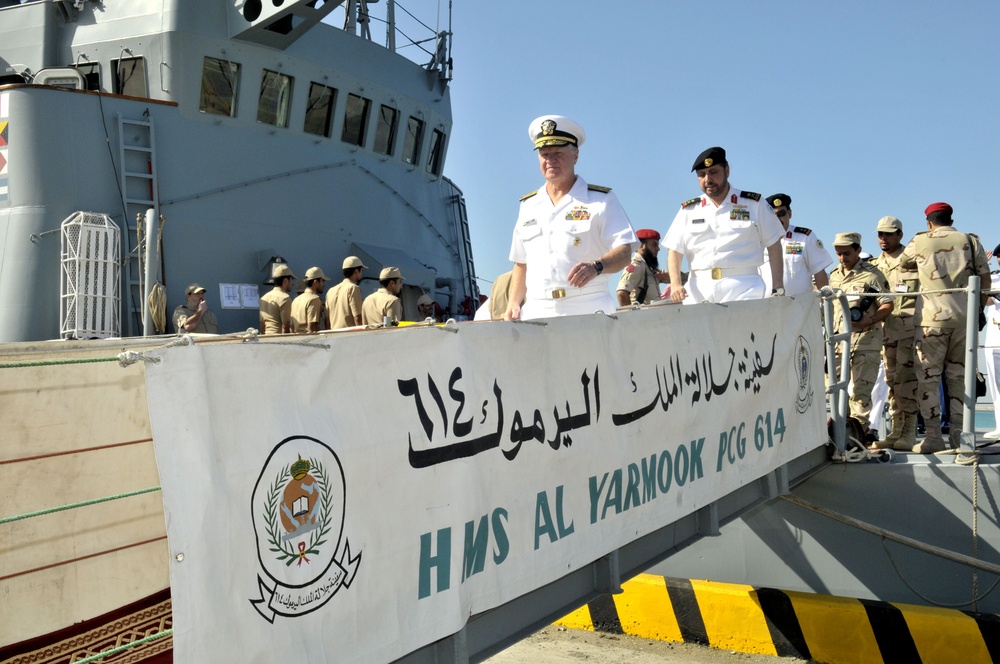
[901, 227, 989, 447]
[829, 260, 892, 431]
[617, 251, 660, 304]
[870, 248, 920, 420]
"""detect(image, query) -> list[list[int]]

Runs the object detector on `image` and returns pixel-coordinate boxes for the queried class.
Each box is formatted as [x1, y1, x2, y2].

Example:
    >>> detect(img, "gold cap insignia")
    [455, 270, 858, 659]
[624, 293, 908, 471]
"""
[704, 158, 713, 167]
[541, 119, 556, 136]
[773, 198, 783, 207]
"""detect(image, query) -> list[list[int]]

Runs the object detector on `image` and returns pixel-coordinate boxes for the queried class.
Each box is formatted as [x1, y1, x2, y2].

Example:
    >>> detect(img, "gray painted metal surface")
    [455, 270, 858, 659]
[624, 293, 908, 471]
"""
[0, 0, 472, 342]
[657, 447, 1000, 614]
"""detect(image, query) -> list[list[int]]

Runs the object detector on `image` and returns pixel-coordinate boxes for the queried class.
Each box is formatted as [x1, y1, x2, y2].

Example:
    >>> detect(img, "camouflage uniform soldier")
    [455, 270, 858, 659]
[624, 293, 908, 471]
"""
[829, 232, 894, 439]
[901, 202, 990, 453]
[870, 217, 920, 450]
[617, 229, 668, 305]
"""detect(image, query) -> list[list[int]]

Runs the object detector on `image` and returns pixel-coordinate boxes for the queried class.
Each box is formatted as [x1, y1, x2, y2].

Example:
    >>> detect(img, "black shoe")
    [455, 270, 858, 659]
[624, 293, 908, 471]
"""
[917, 424, 926, 435]
[942, 423, 950, 434]
[864, 430, 879, 444]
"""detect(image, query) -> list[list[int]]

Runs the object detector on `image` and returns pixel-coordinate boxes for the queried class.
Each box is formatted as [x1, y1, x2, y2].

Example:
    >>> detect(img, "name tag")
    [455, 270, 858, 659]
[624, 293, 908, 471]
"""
[895, 283, 909, 293]
[692, 218, 705, 224]
[522, 218, 537, 227]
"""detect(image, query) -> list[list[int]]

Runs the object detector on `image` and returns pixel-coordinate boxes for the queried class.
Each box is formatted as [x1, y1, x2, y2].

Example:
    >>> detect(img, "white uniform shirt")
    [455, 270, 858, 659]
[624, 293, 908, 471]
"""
[761, 226, 833, 296]
[664, 187, 783, 271]
[986, 272, 1000, 347]
[509, 176, 636, 303]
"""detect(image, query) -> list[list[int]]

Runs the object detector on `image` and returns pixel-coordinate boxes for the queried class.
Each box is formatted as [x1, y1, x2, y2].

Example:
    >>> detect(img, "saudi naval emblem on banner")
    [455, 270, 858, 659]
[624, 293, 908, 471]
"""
[250, 436, 362, 622]
[794, 335, 814, 414]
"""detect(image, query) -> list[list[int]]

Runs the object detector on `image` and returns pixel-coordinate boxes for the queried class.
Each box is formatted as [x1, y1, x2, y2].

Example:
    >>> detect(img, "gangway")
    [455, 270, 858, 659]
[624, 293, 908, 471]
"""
[140, 293, 834, 663]
[398, 445, 830, 663]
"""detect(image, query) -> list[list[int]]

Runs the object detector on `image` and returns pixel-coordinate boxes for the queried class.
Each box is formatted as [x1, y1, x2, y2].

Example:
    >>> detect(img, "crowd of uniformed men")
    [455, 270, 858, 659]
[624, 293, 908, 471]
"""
[172, 113, 1000, 454]
[485, 114, 1000, 454]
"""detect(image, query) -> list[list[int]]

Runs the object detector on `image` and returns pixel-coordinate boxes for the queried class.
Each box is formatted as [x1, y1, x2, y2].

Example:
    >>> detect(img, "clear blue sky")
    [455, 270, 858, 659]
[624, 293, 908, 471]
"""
[363, 1, 1000, 289]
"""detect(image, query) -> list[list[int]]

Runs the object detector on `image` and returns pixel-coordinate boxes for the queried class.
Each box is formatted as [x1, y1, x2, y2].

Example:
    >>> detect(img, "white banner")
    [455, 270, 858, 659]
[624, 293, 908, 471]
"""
[144, 296, 826, 662]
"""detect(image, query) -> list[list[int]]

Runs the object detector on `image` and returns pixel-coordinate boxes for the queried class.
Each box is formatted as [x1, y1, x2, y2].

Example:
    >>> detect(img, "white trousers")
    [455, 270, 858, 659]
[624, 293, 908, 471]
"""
[686, 274, 765, 304]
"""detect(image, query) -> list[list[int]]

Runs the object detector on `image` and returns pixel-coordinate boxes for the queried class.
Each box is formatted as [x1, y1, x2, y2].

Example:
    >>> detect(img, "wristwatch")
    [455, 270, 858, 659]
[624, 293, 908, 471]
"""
[772, 288, 785, 296]
[593, 260, 604, 275]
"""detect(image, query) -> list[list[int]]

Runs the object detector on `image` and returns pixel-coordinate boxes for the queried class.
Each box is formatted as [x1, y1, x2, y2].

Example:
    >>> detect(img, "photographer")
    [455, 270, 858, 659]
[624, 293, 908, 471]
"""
[829, 233, 893, 443]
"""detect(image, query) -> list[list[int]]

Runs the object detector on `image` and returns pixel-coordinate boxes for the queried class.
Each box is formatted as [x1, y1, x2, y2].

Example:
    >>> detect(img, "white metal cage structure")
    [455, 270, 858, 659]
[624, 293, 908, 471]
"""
[60, 212, 121, 339]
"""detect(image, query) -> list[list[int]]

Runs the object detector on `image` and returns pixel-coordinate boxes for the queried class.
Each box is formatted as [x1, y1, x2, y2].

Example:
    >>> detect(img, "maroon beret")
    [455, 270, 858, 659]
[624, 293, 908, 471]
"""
[636, 228, 661, 241]
[924, 202, 953, 217]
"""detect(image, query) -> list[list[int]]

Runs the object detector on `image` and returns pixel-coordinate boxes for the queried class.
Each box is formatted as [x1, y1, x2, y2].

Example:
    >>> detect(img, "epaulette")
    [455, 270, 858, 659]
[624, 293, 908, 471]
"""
[681, 197, 700, 208]
[740, 190, 761, 201]
[792, 226, 812, 236]
[519, 190, 538, 201]
[914, 230, 930, 236]
[969, 232, 980, 239]
[587, 184, 612, 193]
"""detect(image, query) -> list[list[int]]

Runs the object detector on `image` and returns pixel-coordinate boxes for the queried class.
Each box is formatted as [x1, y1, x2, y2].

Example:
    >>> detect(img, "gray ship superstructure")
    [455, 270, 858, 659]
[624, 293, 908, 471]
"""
[0, 0, 477, 342]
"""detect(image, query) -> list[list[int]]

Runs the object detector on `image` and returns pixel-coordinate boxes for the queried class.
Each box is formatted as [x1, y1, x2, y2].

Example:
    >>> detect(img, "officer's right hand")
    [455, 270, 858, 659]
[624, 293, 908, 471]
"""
[670, 285, 687, 303]
[503, 303, 521, 321]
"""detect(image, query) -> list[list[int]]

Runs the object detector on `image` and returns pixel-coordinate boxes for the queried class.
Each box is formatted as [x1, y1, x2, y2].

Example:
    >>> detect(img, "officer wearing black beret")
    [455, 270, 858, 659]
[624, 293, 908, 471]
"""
[762, 193, 832, 296]
[663, 147, 785, 303]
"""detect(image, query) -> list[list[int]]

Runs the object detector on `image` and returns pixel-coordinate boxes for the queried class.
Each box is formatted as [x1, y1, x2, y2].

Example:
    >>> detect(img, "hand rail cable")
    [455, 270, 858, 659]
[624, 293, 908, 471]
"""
[0, 486, 162, 526]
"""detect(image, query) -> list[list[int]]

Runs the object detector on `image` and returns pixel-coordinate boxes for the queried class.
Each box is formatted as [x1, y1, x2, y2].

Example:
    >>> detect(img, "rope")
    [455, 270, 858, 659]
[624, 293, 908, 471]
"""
[0, 486, 162, 526]
[781, 494, 1000, 575]
[0, 356, 120, 369]
[73, 628, 173, 664]
[880, 538, 1000, 608]
[148, 282, 167, 333]
[118, 335, 195, 366]
[830, 439, 892, 464]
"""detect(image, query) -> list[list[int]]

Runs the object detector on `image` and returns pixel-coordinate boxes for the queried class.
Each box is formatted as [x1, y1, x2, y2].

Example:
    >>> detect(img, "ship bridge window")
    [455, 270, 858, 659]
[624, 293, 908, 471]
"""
[257, 69, 294, 127]
[403, 116, 424, 165]
[342, 93, 371, 146]
[112, 56, 147, 97]
[71, 62, 100, 91]
[304, 82, 337, 137]
[199, 57, 241, 117]
[426, 128, 445, 176]
[373, 105, 399, 155]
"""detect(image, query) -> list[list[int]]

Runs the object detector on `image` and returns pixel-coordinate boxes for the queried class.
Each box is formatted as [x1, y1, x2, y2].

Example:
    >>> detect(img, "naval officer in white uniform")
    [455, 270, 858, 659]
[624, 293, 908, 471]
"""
[664, 147, 785, 304]
[505, 115, 637, 320]
[984, 243, 1000, 440]
[760, 193, 832, 296]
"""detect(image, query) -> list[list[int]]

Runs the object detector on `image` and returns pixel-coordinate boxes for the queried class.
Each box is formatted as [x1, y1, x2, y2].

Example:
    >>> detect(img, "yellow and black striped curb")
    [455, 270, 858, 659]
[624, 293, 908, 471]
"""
[555, 574, 1000, 663]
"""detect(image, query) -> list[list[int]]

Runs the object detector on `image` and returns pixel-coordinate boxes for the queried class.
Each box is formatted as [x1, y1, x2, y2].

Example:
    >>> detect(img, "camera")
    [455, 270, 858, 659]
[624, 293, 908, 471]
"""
[849, 289, 877, 322]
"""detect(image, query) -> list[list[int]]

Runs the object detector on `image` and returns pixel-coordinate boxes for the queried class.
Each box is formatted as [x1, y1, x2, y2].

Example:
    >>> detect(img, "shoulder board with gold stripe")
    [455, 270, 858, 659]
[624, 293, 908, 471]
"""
[519, 190, 538, 201]
[740, 190, 761, 201]
[792, 226, 812, 236]
[969, 232, 981, 240]
[681, 197, 700, 208]
[587, 184, 612, 193]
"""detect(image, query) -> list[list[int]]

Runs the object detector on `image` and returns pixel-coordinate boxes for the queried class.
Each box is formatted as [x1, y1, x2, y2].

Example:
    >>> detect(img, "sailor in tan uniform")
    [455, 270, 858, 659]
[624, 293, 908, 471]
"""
[326, 256, 367, 329]
[829, 232, 893, 438]
[474, 271, 524, 321]
[617, 228, 667, 306]
[505, 115, 637, 320]
[760, 193, 832, 296]
[173, 283, 219, 333]
[869, 217, 920, 450]
[416, 293, 438, 321]
[290, 267, 327, 333]
[259, 264, 295, 334]
[362, 266, 404, 326]
[900, 202, 990, 452]
[664, 147, 785, 304]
